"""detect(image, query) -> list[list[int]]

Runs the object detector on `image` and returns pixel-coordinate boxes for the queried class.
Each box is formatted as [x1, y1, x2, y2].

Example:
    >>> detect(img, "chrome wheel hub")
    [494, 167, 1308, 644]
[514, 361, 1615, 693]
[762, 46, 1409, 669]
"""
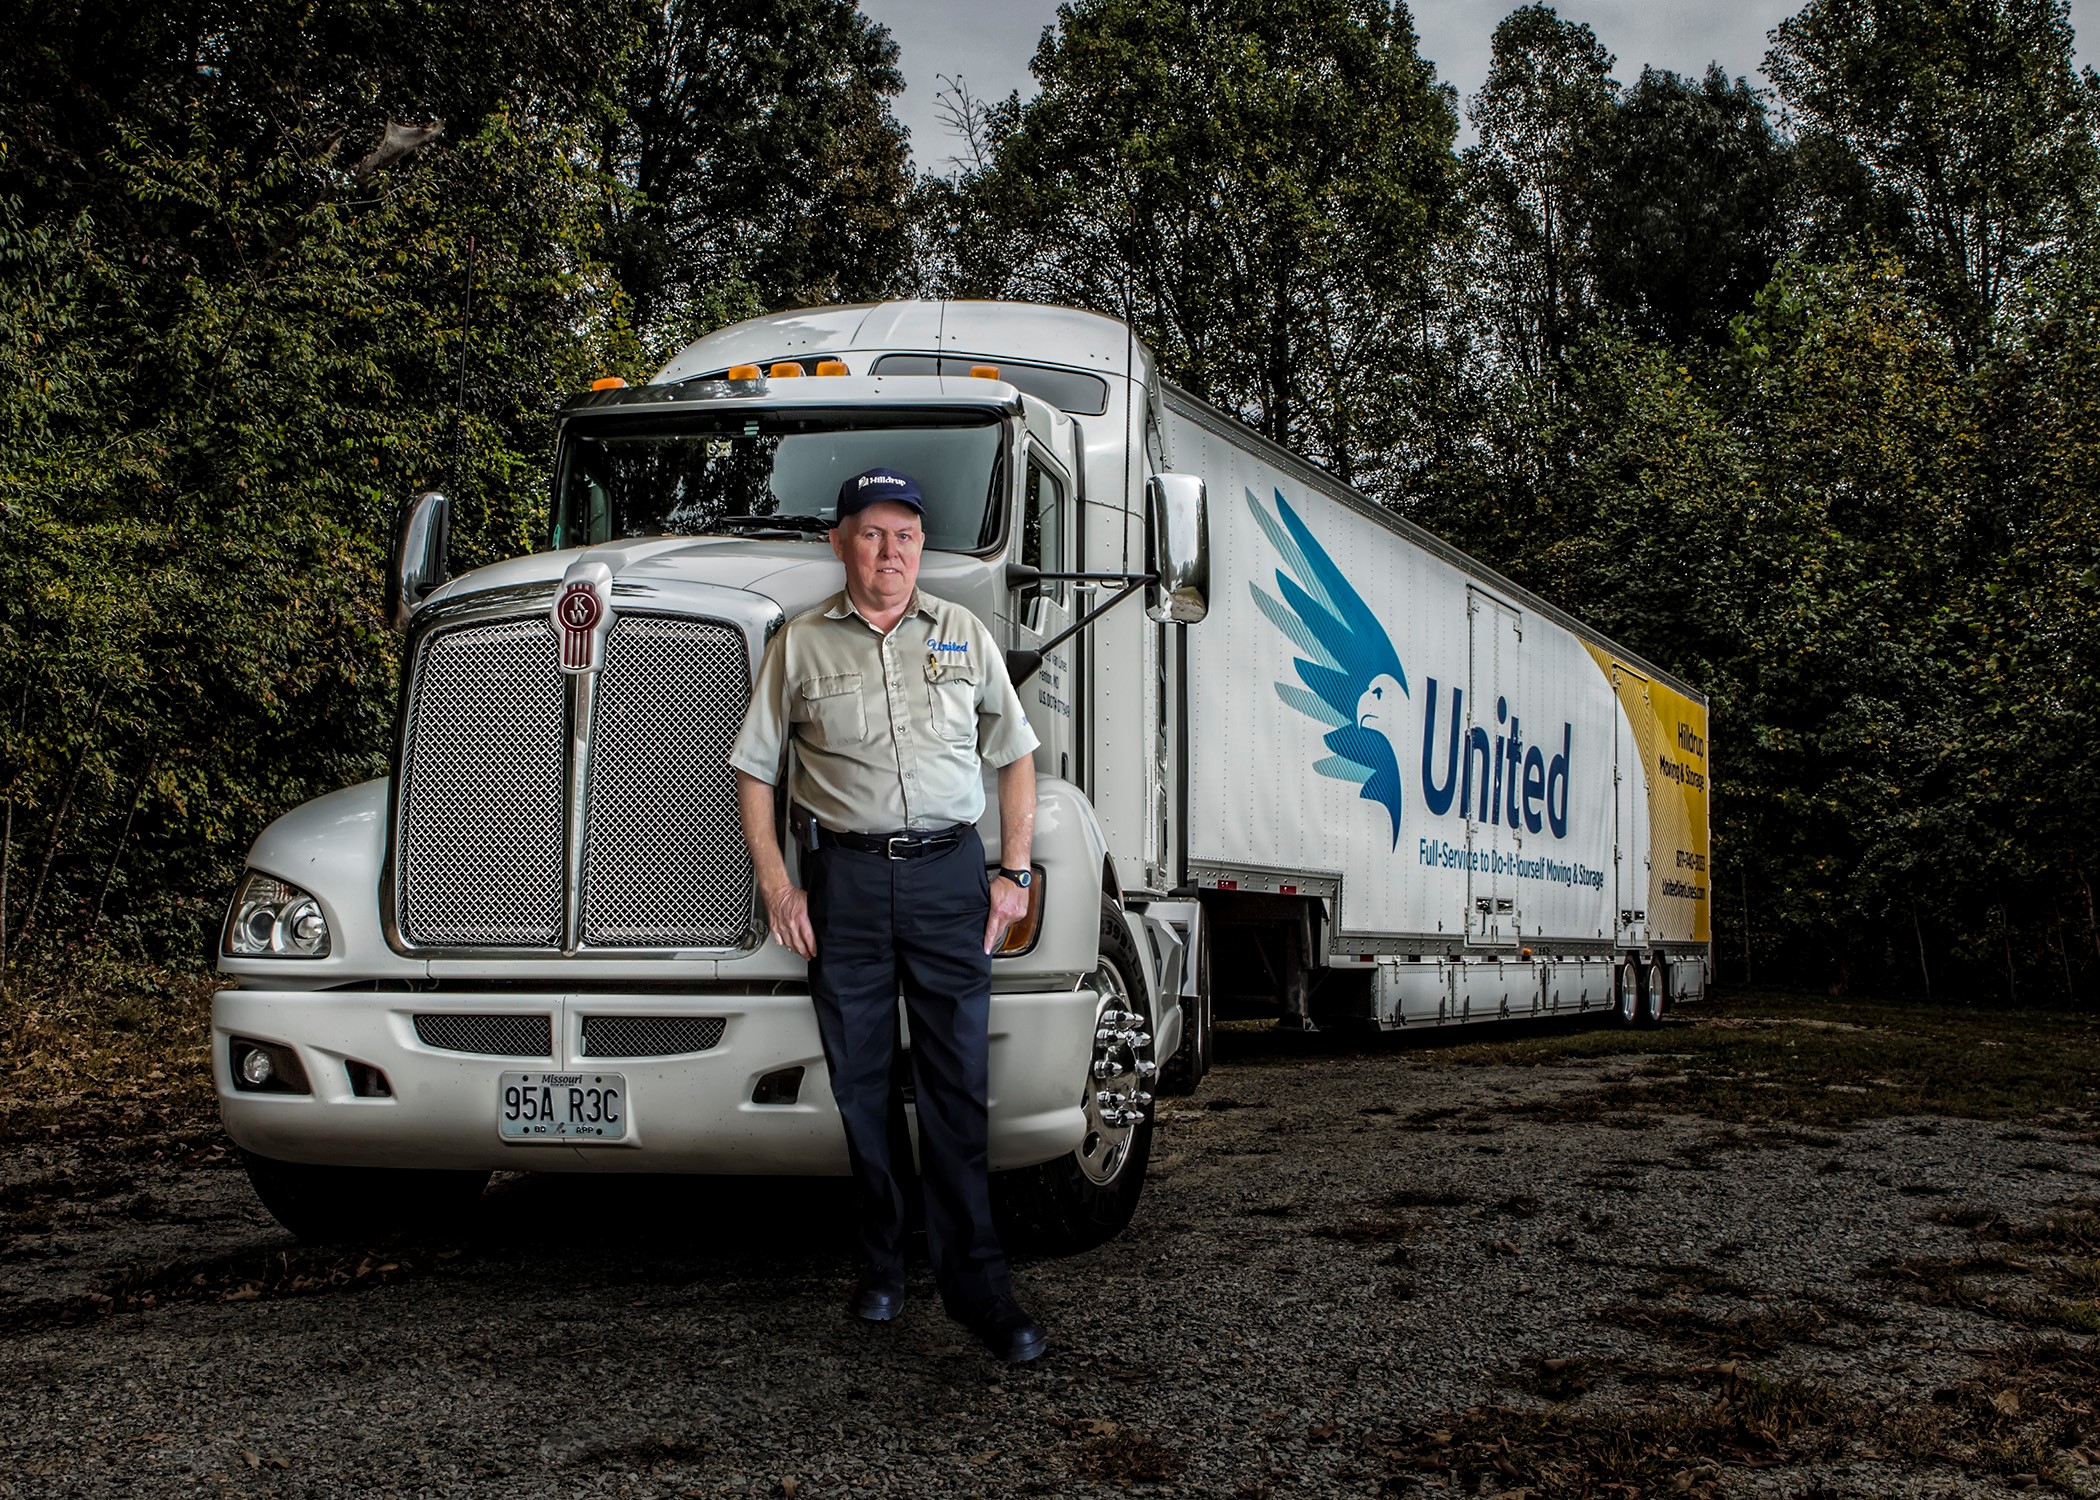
[1078, 965, 1155, 1186]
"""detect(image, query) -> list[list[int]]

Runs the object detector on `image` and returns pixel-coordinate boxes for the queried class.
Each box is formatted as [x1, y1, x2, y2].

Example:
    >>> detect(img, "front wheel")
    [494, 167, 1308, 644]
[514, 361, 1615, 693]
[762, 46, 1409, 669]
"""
[241, 1151, 491, 1243]
[993, 897, 1155, 1255]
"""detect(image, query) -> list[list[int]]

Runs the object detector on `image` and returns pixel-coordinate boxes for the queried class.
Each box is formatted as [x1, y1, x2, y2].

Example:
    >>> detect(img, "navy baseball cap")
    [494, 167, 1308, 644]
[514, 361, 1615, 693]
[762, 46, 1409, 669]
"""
[836, 467, 925, 520]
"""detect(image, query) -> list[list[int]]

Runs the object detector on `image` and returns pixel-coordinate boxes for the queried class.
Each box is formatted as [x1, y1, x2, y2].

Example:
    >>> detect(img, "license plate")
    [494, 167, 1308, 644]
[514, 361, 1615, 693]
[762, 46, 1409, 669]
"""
[497, 1072, 627, 1141]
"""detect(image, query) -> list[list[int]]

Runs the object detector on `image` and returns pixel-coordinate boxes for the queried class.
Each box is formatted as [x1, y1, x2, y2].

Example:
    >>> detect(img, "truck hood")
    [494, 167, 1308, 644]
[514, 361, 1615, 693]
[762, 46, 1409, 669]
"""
[418, 536, 1007, 629]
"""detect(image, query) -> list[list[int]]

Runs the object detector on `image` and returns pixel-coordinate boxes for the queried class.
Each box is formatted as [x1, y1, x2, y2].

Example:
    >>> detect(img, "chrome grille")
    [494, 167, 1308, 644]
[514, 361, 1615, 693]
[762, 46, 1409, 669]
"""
[581, 1015, 727, 1058]
[413, 1013, 552, 1057]
[397, 618, 564, 948]
[581, 615, 755, 948]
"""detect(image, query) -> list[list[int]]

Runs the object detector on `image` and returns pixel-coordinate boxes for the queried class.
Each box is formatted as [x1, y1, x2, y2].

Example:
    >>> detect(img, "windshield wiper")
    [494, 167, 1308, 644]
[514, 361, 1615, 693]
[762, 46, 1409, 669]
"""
[711, 514, 832, 536]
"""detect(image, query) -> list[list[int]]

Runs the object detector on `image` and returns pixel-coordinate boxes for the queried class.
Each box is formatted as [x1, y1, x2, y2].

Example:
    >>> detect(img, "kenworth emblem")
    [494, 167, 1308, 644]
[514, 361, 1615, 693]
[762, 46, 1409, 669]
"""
[553, 560, 615, 673]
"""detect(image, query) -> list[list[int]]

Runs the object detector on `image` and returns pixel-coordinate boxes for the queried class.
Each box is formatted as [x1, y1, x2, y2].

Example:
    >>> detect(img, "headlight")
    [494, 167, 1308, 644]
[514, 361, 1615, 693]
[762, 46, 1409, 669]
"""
[223, 873, 331, 958]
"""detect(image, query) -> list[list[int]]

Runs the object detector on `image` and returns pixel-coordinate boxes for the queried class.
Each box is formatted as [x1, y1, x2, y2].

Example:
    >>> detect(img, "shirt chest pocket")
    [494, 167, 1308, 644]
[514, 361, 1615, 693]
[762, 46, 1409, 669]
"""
[795, 673, 866, 748]
[926, 660, 981, 744]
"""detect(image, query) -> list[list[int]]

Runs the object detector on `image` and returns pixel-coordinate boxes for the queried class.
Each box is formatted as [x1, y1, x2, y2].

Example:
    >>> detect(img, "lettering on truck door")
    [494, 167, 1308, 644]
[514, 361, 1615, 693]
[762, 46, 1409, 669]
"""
[1018, 447, 1077, 782]
[1466, 589, 1522, 946]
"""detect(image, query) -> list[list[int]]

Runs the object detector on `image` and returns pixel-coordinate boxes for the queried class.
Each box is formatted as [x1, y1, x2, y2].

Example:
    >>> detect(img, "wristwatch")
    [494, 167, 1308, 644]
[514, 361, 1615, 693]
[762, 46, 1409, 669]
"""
[996, 866, 1034, 888]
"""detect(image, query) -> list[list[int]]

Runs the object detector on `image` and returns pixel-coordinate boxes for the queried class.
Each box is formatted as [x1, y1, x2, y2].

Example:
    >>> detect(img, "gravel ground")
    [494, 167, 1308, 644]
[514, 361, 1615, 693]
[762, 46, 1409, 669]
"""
[2, 1019, 2096, 1499]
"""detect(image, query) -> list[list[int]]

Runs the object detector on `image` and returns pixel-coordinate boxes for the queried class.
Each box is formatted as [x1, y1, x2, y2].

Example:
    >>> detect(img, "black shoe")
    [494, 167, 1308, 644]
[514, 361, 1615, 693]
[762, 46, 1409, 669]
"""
[960, 1295, 1047, 1364]
[848, 1275, 906, 1323]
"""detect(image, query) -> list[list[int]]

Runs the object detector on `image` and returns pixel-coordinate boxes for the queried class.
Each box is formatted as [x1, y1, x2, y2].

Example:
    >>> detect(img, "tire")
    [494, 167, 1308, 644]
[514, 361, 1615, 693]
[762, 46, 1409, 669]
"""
[993, 897, 1155, 1254]
[1640, 958, 1669, 1028]
[1156, 914, 1212, 1096]
[241, 1151, 491, 1243]
[1613, 960, 1641, 1029]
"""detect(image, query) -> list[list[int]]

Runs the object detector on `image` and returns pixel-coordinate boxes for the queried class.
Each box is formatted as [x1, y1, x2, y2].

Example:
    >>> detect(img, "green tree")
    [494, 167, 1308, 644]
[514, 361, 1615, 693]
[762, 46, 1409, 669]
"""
[1459, 4, 1616, 380]
[599, 0, 915, 347]
[1584, 66, 1794, 346]
[0, 3, 642, 965]
[1767, 0, 2100, 359]
[932, 0, 1460, 493]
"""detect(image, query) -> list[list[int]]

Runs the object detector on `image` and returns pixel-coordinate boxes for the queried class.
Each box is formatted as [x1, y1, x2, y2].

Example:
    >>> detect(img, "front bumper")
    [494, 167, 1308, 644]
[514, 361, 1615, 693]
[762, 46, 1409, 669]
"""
[214, 986, 1094, 1174]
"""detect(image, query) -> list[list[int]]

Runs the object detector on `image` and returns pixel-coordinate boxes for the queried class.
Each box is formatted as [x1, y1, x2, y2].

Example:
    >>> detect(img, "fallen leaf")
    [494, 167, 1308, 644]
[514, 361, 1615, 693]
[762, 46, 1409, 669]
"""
[1994, 1390, 2022, 1416]
[242, 1451, 261, 1470]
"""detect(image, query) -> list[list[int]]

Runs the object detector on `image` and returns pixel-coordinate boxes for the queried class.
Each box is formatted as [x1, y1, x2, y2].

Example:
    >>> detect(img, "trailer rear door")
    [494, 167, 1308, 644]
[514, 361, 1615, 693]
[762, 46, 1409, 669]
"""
[1466, 589, 1521, 947]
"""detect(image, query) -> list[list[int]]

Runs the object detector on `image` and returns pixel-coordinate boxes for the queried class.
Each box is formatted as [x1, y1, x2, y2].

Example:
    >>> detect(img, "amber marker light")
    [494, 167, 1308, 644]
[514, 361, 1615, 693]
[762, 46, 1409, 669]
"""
[770, 361, 806, 377]
[993, 867, 1045, 956]
[815, 360, 849, 375]
[726, 364, 763, 380]
[968, 364, 1000, 379]
[590, 376, 627, 390]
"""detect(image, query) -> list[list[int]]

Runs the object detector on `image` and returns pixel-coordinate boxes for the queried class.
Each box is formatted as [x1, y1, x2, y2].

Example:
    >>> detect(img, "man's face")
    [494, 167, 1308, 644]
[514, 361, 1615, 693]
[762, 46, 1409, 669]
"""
[830, 499, 923, 611]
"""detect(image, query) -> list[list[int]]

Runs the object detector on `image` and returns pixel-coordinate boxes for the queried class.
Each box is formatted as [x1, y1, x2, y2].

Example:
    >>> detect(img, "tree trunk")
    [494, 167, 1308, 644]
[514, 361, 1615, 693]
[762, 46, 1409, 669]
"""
[89, 756, 155, 939]
[12, 685, 107, 956]
[0, 680, 26, 980]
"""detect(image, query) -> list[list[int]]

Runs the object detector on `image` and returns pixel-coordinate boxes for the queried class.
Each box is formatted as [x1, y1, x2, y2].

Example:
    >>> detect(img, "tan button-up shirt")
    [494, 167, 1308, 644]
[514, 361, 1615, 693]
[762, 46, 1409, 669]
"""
[730, 588, 1040, 834]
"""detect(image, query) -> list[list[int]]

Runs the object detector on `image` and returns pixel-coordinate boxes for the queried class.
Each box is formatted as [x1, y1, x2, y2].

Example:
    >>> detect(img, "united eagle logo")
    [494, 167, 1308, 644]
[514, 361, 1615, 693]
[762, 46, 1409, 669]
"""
[1247, 489, 1409, 847]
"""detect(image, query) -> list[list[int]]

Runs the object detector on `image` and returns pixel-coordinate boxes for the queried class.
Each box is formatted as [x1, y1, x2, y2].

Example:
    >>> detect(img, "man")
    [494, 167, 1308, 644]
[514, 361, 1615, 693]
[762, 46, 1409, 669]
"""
[729, 466, 1046, 1364]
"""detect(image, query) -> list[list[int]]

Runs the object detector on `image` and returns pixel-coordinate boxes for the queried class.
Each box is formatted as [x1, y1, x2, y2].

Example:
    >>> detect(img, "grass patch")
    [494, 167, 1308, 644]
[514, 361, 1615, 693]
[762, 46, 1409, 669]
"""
[1059, 1422, 1187, 1486]
[1598, 1298, 1849, 1359]
[1425, 991, 2100, 1127]
[0, 956, 219, 1144]
[1634, 1262, 1759, 1299]
[0, 1236, 476, 1334]
[1369, 1363, 1853, 1498]
[1926, 1337, 2100, 1490]
[1382, 1352, 2100, 1497]
[1883, 1200, 2100, 1340]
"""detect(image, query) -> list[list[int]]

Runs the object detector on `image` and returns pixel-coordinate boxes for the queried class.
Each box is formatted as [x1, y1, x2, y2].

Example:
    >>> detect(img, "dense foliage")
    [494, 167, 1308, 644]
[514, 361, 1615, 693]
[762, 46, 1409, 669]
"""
[2, 0, 2095, 1003]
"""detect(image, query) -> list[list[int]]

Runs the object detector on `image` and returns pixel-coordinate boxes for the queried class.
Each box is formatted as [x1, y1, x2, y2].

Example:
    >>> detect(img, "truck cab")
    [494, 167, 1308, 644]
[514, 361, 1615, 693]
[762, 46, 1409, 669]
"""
[214, 302, 1212, 1246]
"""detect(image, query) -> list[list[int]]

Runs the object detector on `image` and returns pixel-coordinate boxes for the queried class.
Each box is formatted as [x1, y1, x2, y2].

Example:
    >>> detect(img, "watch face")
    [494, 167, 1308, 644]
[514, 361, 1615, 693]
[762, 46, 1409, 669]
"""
[1001, 867, 1032, 888]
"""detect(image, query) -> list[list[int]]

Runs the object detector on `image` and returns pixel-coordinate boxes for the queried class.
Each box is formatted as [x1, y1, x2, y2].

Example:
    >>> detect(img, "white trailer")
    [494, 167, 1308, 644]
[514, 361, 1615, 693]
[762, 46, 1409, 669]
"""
[213, 300, 1709, 1246]
[1162, 393, 1712, 1033]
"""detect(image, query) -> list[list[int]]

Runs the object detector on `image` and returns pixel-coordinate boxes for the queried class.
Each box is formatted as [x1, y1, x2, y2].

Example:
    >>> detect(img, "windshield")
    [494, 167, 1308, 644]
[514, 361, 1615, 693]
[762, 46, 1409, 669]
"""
[551, 408, 1006, 552]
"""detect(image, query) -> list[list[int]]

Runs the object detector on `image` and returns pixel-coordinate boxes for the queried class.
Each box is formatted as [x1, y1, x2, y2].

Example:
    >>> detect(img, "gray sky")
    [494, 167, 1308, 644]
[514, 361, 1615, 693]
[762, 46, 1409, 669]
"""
[860, 0, 2100, 169]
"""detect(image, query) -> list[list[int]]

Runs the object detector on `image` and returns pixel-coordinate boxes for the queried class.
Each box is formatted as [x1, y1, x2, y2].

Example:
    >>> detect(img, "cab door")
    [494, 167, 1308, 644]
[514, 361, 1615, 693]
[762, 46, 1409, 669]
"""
[1013, 443, 1077, 783]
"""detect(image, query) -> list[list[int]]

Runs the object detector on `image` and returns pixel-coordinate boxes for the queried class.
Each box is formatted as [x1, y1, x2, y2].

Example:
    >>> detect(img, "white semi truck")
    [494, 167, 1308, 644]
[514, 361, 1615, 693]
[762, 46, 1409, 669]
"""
[214, 300, 1712, 1244]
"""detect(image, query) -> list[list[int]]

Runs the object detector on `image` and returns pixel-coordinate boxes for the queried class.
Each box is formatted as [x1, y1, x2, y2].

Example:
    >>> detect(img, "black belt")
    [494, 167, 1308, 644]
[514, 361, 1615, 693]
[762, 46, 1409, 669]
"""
[793, 808, 964, 861]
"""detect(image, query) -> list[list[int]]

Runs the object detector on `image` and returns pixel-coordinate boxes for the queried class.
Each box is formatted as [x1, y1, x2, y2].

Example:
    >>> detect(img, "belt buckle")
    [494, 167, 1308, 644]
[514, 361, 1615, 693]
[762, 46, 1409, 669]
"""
[886, 834, 910, 861]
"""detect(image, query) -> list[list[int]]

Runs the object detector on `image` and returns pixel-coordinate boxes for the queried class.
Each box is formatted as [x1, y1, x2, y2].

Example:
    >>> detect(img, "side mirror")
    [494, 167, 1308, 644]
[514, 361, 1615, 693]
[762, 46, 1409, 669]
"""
[385, 490, 452, 631]
[1004, 647, 1043, 685]
[1145, 473, 1209, 624]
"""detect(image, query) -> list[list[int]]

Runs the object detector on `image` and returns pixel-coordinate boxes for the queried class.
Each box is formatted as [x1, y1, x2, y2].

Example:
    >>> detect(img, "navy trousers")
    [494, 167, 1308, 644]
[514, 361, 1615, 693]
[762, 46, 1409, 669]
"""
[805, 826, 1012, 1312]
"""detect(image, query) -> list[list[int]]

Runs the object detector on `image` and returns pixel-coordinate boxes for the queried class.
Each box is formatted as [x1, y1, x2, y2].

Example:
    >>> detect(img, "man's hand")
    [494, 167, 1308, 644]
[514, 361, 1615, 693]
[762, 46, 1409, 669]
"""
[984, 873, 1031, 955]
[764, 881, 818, 960]
[737, 770, 816, 960]
[986, 755, 1038, 954]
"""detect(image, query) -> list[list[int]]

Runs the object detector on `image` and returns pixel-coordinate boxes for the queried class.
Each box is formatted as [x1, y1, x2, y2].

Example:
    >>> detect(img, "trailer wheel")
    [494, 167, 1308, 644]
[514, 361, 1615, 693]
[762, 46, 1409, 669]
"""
[241, 1151, 490, 1243]
[1639, 958, 1669, 1028]
[1156, 916, 1212, 1096]
[993, 897, 1155, 1254]
[1613, 961, 1641, 1029]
